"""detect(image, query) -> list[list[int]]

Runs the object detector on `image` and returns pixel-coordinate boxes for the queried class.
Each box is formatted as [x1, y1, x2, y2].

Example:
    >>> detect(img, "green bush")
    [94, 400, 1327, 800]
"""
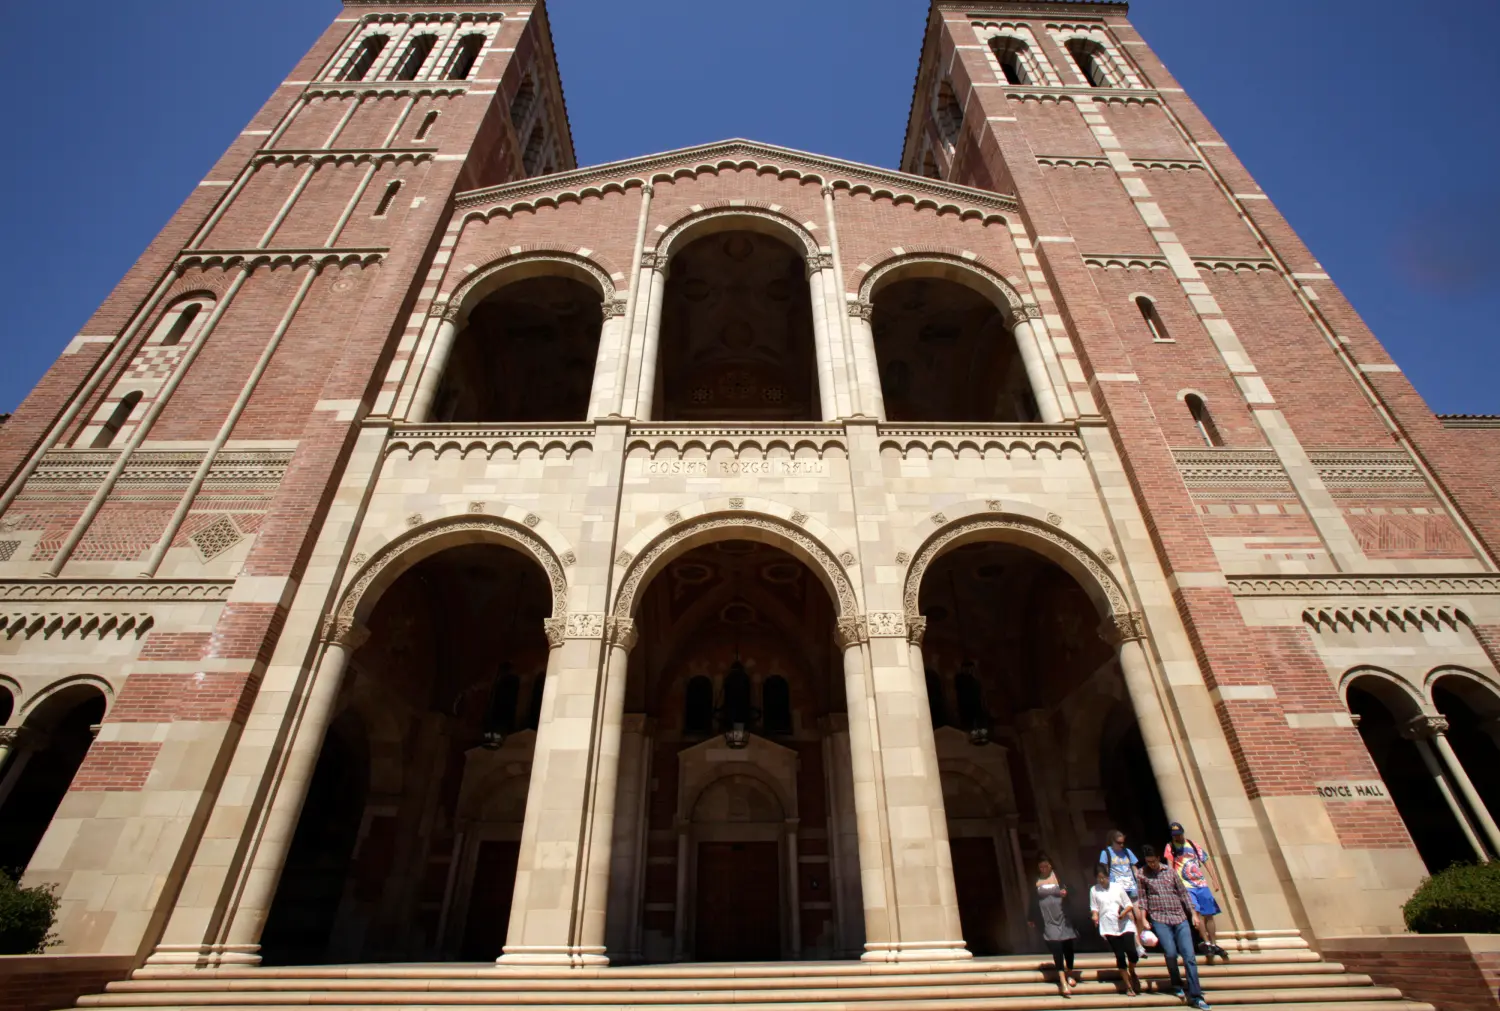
[1403, 862, 1500, 934]
[0, 871, 59, 954]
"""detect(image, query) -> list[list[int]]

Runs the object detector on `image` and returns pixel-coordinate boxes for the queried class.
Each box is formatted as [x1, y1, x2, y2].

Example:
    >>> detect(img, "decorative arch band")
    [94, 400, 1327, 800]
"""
[442, 250, 622, 325]
[856, 252, 1032, 322]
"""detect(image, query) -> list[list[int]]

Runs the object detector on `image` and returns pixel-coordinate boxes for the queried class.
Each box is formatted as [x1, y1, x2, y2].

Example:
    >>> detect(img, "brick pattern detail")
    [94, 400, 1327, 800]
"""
[68, 741, 161, 792]
[1322, 946, 1500, 1011]
[137, 632, 213, 662]
[0, 958, 135, 1011]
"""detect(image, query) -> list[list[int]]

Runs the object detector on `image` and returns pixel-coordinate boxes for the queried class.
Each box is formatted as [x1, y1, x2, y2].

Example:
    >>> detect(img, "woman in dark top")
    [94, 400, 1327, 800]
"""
[1028, 853, 1080, 996]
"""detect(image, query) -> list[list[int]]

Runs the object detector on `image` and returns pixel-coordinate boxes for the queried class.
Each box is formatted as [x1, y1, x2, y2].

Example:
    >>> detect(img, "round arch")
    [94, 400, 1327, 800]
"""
[331, 515, 570, 642]
[857, 252, 1031, 323]
[442, 250, 620, 328]
[611, 508, 859, 622]
[689, 766, 793, 825]
[17, 674, 113, 725]
[1340, 666, 1429, 720]
[902, 507, 1129, 626]
[655, 206, 820, 264]
[1428, 666, 1500, 720]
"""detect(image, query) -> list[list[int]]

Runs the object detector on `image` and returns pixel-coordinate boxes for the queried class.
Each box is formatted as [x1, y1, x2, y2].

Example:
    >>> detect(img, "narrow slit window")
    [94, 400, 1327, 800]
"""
[159, 303, 203, 347]
[414, 111, 439, 141]
[93, 391, 143, 449]
[446, 34, 485, 81]
[374, 180, 402, 217]
[1187, 394, 1222, 447]
[391, 34, 436, 81]
[990, 38, 1030, 85]
[340, 35, 388, 82]
[1067, 39, 1111, 88]
[1136, 296, 1170, 342]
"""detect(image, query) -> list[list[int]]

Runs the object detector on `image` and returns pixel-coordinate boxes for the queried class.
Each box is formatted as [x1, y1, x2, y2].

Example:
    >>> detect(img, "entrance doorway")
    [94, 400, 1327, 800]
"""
[695, 841, 781, 961]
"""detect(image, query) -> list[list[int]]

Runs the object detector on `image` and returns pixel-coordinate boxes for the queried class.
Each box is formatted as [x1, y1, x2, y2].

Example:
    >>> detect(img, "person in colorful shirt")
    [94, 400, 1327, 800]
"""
[1138, 845, 1209, 1010]
[1165, 821, 1228, 962]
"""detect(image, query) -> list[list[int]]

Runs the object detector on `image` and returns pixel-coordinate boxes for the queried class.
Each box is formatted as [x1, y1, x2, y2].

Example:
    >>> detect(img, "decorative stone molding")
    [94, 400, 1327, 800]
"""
[1103, 610, 1146, 644]
[1303, 605, 1465, 635]
[602, 299, 629, 319]
[848, 301, 874, 320]
[613, 512, 858, 619]
[791, 511, 808, 525]
[907, 616, 928, 646]
[1227, 575, 1500, 597]
[1020, 303, 1044, 320]
[639, 251, 664, 271]
[28, 449, 293, 489]
[728, 498, 745, 509]
[1403, 715, 1449, 740]
[0, 580, 233, 603]
[806, 253, 835, 272]
[834, 615, 867, 649]
[658, 206, 820, 259]
[866, 611, 908, 638]
[335, 517, 568, 635]
[543, 618, 566, 649]
[857, 252, 1027, 319]
[444, 251, 618, 324]
[604, 616, 638, 651]
[1, 612, 154, 641]
[387, 426, 593, 462]
[565, 613, 604, 639]
[903, 512, 1128, 623]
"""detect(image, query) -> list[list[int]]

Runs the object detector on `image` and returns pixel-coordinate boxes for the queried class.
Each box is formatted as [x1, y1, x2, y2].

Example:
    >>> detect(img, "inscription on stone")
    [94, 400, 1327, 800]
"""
[645, 459, 827, 477]
[1315, 780, 1388, 801]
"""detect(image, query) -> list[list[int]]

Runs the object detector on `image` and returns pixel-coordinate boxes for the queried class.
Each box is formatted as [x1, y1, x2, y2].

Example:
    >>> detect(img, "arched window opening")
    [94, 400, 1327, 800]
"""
[1433, 676, 1500, 822]
[926, 670, 950, 729]
[918, 539, 1168, 957]
[159, 302, 203, 347]
[374, 180, 401, 218]
[1136, 296, 1170, 343]
[934, 80, 963, 146]
[1067, 38, 1112, 88]
[340, 35, 388, 82]
[433, 274, 604, 423]
[92, 390, 142, 449]
[1185, 394, 1221, 447]
[0, 687, 107, 878]
[872, 276, 1038, 422]
[920, 151, 941, 179]
[990, 37, 1031, 85]
[1348, 678, 1476, 872]
[391, 34, 436, 81]
[263, 542, 550, 964]
[721, 664, 752, 734]
[0, 687, 12, 725]
[446, 34, 485, 81]
[763, 676, 792, 736]
[414, 110, 439, 142]
[510, 75, 536, 129]
[684, 676, 714, 736]
[522, 123, 547, 175]
[658, 229, 820, 421]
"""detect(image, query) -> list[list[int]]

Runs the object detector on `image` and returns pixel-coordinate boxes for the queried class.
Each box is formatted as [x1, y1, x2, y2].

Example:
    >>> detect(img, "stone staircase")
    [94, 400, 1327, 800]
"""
[67, 946, 1430, 1011]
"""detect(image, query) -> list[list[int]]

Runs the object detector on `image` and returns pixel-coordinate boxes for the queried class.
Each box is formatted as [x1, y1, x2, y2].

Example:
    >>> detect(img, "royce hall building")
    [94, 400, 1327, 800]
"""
[0, 1, 1497, 1008]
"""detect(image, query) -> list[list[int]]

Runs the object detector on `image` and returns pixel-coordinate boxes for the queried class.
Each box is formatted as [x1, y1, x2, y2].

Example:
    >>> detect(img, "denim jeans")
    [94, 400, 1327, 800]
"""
[1151, 917, 1201, 998]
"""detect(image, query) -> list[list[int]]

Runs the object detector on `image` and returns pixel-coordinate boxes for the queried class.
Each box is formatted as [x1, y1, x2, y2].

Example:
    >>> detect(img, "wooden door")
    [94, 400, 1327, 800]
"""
[951, 836, 1007, 955]
[461, 839, 520, 960]
[694, 841, 781, 961]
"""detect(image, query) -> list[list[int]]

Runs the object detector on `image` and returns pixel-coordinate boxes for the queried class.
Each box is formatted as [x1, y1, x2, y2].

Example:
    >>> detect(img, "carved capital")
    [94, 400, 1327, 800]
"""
[1404, 714, 1449, 740]
[543, 617, 567, 649]
[438, 300, 463, 323]
[1104, 610, 1146, 645]
[1020, 303, 1044, 321]
[806, 252, 834, 273]
[848, 301, 874, 320]
[321, 615, 370, 650]
[0, 726, 38, 750]
[906, 615, 928, 646]
[641, 182, 655, 196]
[834, 615, 866, 650]
[604, 616, 638, 652]
[821, 182, 835, 197]
[640, 251, 664, 271]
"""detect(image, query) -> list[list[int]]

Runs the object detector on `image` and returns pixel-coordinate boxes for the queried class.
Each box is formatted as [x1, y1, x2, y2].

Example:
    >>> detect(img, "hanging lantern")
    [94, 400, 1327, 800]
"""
[721, 655, 755, 749]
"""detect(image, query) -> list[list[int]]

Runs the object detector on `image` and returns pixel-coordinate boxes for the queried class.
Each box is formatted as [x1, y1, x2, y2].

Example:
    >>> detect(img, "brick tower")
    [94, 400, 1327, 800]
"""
[0, 2, 1495, 1009]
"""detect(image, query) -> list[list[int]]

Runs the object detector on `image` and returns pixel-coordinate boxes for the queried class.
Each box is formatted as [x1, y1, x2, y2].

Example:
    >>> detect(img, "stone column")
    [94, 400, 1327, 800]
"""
[1112, 614, 1200, 838]
[604, 714, 652, 961]
[1407, 715, 1495, 860]
[835, 619, 895, 956]
[807, 262, 840, 420]
[409, 310, 460, 422]
[0, 728, 39, 809]
[1011, 313, 1064, 424]
[847, 303, 886, 421]
[625, 258, 669, 419]
[785, 817, 802, 958]
[821, 714, 865, 957]
[499, 615, 625, 967]
[587, 304, 629, 419]
[672, 822, 691, 961]
[200, 625, 366, 965]
[857, 613, 968, 962]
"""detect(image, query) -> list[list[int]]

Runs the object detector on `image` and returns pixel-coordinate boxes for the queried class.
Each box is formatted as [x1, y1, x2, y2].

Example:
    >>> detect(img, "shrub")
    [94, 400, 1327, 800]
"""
[1403, 862, 1500, 934]
[0, 871, 59, 954]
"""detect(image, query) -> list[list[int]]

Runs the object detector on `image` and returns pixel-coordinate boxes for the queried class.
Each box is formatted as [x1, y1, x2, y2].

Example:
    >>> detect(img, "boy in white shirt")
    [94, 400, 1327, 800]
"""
[1091, 862, 1142, 997]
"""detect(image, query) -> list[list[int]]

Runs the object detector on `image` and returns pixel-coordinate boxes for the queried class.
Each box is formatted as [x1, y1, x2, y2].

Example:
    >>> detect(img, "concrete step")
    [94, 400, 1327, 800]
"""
[65, 998, 1434, 1011]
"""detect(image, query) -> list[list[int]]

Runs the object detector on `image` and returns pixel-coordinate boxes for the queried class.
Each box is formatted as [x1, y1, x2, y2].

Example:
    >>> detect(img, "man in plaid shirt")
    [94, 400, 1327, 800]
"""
[1137, 844, 1209, 1009]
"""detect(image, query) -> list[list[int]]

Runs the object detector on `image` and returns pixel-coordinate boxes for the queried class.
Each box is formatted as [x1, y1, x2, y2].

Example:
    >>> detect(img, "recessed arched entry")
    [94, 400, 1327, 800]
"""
[262, 521, 565, 964]
[0, 680, 108, 878]
[603, 518, 864, 963]
[903, 511, 1171, 958]
[1430, 669, 1500, 822]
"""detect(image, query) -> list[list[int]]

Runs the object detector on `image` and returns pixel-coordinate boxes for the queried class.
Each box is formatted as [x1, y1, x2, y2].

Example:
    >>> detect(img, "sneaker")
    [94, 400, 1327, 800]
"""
[1211, 944, 1229, 961]
[1166, 986, 1185, 999]
[1190, 998, 1211, 1011]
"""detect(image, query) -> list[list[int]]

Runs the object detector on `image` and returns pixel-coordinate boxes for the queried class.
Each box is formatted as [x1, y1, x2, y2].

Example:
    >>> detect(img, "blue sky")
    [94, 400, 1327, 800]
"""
[1, 0, 1495, 415]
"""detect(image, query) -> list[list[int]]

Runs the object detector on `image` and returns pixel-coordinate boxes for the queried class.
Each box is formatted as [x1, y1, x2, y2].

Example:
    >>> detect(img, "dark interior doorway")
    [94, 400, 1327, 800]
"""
[695, 841, 780, 962]
[0, 688, 106, 878]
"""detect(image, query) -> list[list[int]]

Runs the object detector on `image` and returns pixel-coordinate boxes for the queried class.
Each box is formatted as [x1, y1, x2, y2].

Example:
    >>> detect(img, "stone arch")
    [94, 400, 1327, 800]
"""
[611, 505, 859, 621]
[655, 206, 820, 264]
[857, 251, 1030, 322]
[689, 766, 792, 825]
[442, 250, 620, 327]
[16, 674, 114, 723]
[1340, 666, 1429, 720]
[0, 674, 21, 724]
[901, 504, 1129, 627]
[331, 515, 569, 644]
[1427, 666, 1500, 719]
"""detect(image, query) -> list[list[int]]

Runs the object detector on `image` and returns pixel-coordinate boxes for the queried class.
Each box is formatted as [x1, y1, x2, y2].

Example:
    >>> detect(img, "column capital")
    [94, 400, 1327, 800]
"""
[320, 615, 369, 650]
[835, 615, 867, 649]
[1102, 610, 1146, 645]
[821, 182, 836, 197]
[639, 250, 669, 273]
[1404, 714, 1450, 740]
[543, 617, 567, 649]
[906, 615, 928, 646]
[640, 182, 654, 196]
[0, 726, 40, 749]
[604, 616, 638, 651]
[848, 300, 874, 320]
[806, 252, 835, 273]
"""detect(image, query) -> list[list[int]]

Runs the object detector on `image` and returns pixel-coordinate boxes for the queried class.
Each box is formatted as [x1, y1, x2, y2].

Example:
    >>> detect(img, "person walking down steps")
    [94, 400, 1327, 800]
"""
[1029, 854, 1080, 997]
[1091, 862, 1142, 997]
[1138, 845, 1210, 1010]
[1099, 829, 1148, 958]
[1166, 822, 1228, 962]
